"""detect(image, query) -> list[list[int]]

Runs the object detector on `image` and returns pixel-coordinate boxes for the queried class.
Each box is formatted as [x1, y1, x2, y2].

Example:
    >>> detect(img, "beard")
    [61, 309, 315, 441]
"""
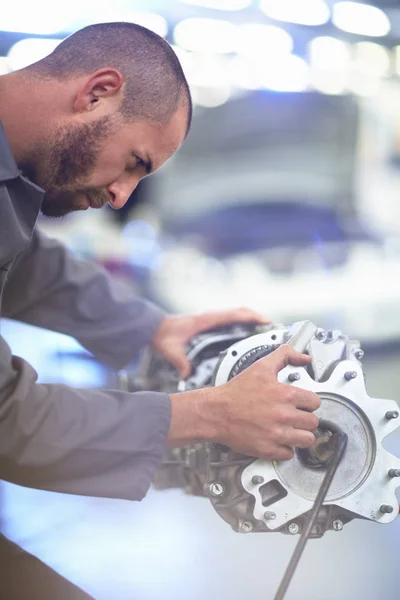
[23, 116, 115, 218]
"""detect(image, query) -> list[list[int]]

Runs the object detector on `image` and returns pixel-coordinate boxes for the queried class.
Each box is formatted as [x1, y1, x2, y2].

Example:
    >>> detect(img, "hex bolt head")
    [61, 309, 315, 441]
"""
[252, 475, 264, 485]
[332, 519, 344, 531]
[239, 521, 253, 533]
[354, 349, 364, 360]
[208, 482, 224, 497]
[344, 371, 357, 381]
[386, 411, 399, 420]
[388, 469, 400, 478]
[264, 511, 276, 520]
[288, 523, 300, 535]
[380, 504, 394, 514]
[315, 330, 327, 342]
[288, 372, 301, 383]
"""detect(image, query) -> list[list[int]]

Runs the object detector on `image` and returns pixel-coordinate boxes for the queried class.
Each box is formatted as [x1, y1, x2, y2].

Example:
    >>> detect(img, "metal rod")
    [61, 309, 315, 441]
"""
[273, 429, 348, 600]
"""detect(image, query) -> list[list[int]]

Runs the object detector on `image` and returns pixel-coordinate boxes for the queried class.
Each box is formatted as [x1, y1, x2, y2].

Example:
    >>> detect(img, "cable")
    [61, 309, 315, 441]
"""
[273, 425, 348, 600]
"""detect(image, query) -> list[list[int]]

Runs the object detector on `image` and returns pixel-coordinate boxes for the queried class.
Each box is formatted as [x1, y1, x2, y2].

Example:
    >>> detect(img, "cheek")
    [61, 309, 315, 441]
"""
[85, 153, 127, 187]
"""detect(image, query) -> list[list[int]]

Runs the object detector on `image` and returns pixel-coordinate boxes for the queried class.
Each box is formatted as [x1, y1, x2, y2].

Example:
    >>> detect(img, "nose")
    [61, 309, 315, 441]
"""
[106, 179, 139, 210]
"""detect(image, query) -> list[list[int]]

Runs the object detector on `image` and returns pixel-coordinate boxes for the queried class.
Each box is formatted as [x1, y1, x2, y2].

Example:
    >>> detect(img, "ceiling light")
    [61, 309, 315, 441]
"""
[309, 37, 350, 71]
[333, 2, 391, 37]
[186, 54, 231, 87]
[237, 24, 293, 59]
[260, 0, 330, 26]
[347, 74, 381, 96]
[8, 39, 62, 71]
[0, 8, 69, 35]
[191, 85, 232, 107]
[353, 42, 390, 76]
[311, 71, 347, 95]
[116, 12, 168, 38]
[261, 54, 310, 92]
[0, 58, 11, 75]
[174, 18, 238, 53]
[180, 0, 251, 9]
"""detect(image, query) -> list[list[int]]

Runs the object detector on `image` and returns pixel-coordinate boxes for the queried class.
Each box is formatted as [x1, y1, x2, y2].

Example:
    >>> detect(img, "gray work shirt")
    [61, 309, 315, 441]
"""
[0, 122, 171, 500]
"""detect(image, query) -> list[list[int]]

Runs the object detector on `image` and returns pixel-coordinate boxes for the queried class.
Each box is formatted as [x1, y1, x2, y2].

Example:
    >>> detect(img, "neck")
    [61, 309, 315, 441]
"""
[0, 70, 54, 167]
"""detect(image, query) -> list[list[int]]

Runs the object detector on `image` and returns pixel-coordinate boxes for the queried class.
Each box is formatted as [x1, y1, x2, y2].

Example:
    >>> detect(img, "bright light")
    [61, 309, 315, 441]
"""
[0, 4, 71, 35]
[347, 73, 381, 97]
[185, 54, 231, 88]
[237, 24, 293, 59]
[173, 18, 238, 53]
[333, 2, 391, 37]
[117, 12, 168, 38]
[395, 47, 400, 76]
[8, 39, 62, 71]
[260, 0, 330, 26]
[228, 56, 264, 90]
[171, 45, 196, 80]
[0, 58, 11, 75]
[191, 85, 232, 107]
[309, 37, 350, 71]
[353, 42, 390, 76]
[311, 71, 347, 95]
[261, 54, 310, 92]
[180, 0, 251, 9]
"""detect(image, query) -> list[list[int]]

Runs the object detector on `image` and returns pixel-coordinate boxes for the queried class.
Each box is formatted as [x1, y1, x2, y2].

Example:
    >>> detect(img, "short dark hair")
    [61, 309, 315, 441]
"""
[29, 22, 192, 135]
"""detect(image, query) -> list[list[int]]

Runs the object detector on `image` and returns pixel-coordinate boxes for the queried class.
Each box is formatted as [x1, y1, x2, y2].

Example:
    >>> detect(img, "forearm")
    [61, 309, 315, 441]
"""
[3, 231, 167, 369]
[0, 337, 171, 500]
[168, 388, 226, 447]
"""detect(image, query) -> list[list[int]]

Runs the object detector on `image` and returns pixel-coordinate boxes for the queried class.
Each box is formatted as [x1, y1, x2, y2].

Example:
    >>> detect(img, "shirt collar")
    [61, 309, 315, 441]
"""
[0, 121, 21, 182]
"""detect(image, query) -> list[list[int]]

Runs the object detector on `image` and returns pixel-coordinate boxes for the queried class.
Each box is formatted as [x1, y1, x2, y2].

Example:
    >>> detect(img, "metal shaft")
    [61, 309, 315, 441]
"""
[273, 429, 348, 600]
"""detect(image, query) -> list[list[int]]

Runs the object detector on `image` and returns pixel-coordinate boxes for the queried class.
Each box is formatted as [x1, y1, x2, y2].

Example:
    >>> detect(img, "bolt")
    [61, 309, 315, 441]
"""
[315, 330, 327, 342]
[380, 504, 394, 514]
[386, 411, 399, 420]
[354, 349, 364, 360]
[388, 469, 400, 478]
[332, 519, 344, 531]
[208, 482, 224, 497]
[344, 371, 357, 381]
[288, 372, 301, 383]
[288, 523, 300, 535]
[252, 475, 264, 485]
[239, 521, 253, 533]
[264, 511, 276, 520]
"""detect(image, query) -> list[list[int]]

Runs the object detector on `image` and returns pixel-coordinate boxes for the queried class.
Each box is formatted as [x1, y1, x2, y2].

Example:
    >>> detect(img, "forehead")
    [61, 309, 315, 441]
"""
[126, 105, 188, 172]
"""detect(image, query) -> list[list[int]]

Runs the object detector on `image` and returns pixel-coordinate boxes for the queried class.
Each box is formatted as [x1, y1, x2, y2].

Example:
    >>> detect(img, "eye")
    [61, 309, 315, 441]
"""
[127, 156, 145, 173]
[135, 156, 146, 168]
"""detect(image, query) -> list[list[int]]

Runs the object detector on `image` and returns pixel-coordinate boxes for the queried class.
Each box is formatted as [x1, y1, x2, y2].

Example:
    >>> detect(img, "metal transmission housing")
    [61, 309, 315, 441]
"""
[131, 321, 400, 538]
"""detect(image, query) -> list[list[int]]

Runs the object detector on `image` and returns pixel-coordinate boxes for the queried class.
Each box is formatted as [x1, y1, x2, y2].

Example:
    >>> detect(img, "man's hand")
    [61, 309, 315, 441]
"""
[152, 307, 270, 379]
[169, 345, 320, 461]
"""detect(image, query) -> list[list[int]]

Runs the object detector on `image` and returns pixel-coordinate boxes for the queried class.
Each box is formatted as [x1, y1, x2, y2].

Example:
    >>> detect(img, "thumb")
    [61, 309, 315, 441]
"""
[263, 344, 311, 375]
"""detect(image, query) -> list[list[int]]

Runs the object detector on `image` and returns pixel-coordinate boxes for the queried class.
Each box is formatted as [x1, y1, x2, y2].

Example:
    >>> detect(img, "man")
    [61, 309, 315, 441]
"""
[0, 22, 320, 599]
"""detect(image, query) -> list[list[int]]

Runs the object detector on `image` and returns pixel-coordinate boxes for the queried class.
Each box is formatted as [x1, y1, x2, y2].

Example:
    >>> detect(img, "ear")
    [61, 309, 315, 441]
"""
[73, 68, 124, 113]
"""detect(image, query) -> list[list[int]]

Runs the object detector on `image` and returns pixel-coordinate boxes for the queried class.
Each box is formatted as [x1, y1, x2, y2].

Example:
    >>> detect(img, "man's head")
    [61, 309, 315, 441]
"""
[4, 22, 192, 217]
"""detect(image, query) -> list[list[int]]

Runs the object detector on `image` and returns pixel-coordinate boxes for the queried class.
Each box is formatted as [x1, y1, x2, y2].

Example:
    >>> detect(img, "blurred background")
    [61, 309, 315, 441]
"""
[3, 1, 400, 599]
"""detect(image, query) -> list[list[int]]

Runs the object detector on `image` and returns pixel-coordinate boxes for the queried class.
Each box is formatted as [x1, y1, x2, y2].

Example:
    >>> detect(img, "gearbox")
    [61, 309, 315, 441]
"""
[132, 320, 400, 541]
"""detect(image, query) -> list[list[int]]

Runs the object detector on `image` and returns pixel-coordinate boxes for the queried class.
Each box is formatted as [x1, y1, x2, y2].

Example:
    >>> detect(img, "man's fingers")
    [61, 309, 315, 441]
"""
[292, 388, 321, 412]
[162, 347, 192, 379]
[262, 344, 311, 375]
[283, 428, 316, 449]
[271, 446, 295, 461]
[292, 409, 320, 432]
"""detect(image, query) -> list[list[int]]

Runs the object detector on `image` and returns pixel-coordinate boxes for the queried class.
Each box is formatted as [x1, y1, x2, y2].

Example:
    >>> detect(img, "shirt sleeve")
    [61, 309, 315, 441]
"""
[2, 230, 167, 369]
[0, 332, 171, 499]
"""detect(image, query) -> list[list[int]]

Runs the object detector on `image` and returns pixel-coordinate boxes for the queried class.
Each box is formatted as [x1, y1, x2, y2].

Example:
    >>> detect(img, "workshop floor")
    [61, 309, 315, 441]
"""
[2, 322, 400, 600]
